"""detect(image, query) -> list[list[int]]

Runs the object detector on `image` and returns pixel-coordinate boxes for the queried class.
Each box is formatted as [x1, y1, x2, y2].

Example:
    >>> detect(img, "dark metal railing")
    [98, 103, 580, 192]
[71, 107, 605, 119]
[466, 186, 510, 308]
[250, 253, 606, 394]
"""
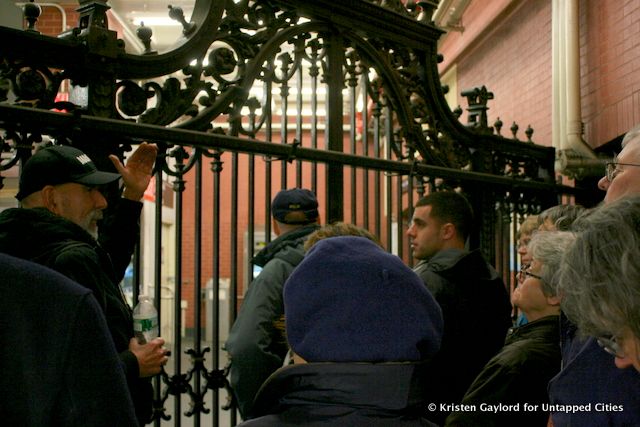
[0, 1, 588, 425]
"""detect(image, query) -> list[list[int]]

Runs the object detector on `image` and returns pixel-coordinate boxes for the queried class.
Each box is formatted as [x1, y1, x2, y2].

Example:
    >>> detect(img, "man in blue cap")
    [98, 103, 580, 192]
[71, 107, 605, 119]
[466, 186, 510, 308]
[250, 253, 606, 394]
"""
[0, 143, 167, 424]
[226, 188, 320, 419]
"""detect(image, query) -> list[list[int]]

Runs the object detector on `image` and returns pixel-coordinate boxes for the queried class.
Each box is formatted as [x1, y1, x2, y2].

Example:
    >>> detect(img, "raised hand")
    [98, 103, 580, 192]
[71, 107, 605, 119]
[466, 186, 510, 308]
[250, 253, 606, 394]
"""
[109, 142, 158, 201]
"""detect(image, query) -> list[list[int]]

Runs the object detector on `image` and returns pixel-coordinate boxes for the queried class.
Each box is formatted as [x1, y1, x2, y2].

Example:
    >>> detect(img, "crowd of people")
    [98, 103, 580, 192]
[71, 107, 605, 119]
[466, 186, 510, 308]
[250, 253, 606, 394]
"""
[3, 124, 640, 426]
[228, 124, 640, 426]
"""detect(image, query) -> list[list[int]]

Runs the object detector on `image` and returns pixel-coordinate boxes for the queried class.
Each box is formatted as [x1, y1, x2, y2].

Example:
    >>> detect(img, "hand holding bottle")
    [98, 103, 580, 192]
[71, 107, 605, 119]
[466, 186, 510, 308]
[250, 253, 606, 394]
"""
[129, 337, 169, 377]
[131, 295, 168, 377]
[133, 295, 159, 344]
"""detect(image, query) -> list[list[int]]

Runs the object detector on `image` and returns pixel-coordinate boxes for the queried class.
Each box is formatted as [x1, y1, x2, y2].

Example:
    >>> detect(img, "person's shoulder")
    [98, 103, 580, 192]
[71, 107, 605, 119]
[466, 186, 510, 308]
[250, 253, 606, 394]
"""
[43, 239, 97, 263]
[0, 253, 90, 298]
[558, 338, 640, 388]
[271, 241, 305, 265]
[451, 249, 496, 274]
[425, 249, 466, 271]
[500, 334, 559, 367]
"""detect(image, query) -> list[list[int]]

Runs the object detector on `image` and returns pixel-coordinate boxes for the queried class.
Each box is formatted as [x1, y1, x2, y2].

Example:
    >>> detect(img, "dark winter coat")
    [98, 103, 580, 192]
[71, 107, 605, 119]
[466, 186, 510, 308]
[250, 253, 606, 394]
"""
[239, 362, 439, 426]
[0, 201, 152, 424]
[446, 315, 561, 427]
[225, 224, 319, 418]
[414, 248, 512, 425]
[548, 314, 640, 426]
[0, 252, 138, 426]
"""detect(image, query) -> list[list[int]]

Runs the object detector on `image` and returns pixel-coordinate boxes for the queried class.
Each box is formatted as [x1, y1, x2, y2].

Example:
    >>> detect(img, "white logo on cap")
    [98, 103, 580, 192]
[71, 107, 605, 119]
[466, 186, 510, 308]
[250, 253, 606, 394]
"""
[76, 154, 92, 165]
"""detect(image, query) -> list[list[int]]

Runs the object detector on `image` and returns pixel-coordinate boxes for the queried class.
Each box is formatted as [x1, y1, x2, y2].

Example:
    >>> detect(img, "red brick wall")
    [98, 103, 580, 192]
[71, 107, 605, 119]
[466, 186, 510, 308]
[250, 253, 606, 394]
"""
[580, 0, 640, 147]
[35, 3, 78, 35]
[439, 0, 640, 149]
[36, 3, 124, 41]
[443, 1, 553, 146]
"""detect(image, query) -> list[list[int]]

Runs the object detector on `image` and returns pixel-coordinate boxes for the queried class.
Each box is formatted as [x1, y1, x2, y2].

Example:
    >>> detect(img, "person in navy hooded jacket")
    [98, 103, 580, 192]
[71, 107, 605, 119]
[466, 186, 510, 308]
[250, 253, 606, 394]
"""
[239, 236, 444, 426]
[0, 253, 138, 426]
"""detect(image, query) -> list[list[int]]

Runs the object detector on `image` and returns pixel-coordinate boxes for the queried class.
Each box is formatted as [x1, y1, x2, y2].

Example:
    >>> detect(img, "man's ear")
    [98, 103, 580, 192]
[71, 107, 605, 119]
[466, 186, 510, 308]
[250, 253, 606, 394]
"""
[440, 222, 456, 240]
[40, 185, 59, 214]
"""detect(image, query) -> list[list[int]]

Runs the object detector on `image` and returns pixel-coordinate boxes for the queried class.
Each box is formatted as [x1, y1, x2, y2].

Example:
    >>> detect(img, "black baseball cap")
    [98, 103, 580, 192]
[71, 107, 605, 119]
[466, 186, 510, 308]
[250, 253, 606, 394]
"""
[16, 145, 120, 201]
[272, 188, 319, 225]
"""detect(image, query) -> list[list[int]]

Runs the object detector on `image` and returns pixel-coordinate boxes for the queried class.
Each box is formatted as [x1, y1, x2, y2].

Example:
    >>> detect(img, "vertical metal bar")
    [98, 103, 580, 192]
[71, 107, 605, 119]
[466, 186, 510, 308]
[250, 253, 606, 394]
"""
[325, 32, 344, 223]
[173, 170, 186, 427]
[496, 210, 501, 278]
[265, 73, 273, 241]
[500, 212, 505, 286]
[247, 153, 256, 287]
[503, 213, 510, 290]
[385, 127, 393, 252]
[349, 65, 357, 224]
[229, 152, 239, 426]
[211, 152, 223, 427]
[280, 68, 289, 187]
[373, 101, 382, 239]
[132, 241, 141, 304]
[310, 48, 319, 193]
[264, 172, 272, 240]
[406, 171, 414, 267]
[497, 206, 505, 281]
[296, 69, 303, 187]
[511, 211, 519, 321]
[361, 73, 369, 230]
[193, 153, 203, 427]
[230, 158, 240, 310]
[226, 100, 247, 425]
[385, 104, 397, 255]
[396, 171, 404, 260]
[153, 170, 163, 427]
[404, 135, 414, 265]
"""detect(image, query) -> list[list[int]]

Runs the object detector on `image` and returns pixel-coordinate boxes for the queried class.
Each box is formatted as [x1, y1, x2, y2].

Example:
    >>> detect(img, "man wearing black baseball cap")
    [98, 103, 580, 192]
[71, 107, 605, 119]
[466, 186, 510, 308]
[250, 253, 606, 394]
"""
[226, 188, 321, 419]
[0, 142, 167, 424]
[14, 145, 121, 238]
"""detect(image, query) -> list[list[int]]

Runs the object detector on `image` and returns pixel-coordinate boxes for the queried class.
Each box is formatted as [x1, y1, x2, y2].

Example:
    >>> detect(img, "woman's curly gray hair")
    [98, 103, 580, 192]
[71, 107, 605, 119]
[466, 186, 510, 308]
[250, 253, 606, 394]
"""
[528, 230, 576, 297]
[558, 195, 640, 340]
[537, 204, 586, 231]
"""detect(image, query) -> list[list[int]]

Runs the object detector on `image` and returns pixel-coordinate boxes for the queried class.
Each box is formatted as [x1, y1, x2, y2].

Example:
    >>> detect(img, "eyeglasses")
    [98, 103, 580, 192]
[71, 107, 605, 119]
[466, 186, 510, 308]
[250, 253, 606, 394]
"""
[517, 264, 544, 282]
[522, 270, 543, 281]
[605, 155, 640, 182]
[597, 335, 625, 358]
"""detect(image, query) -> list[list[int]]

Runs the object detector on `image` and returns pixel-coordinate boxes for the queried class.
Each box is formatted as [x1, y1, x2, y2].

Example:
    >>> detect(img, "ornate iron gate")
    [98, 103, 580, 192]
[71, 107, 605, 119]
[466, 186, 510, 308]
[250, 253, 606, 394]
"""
[1, 0, 584, 425]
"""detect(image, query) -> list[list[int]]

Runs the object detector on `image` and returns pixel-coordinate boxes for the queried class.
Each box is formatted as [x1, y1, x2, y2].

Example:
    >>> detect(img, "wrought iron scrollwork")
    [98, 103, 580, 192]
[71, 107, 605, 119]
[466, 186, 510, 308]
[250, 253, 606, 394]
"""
[0, 1, 576, 422]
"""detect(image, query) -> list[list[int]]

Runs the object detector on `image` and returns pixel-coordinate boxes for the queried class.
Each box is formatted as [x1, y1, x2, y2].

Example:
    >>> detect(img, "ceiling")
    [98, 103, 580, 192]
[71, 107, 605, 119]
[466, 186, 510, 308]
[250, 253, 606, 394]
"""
[107, 0, 196, 53]
[51, 1, 459, 54]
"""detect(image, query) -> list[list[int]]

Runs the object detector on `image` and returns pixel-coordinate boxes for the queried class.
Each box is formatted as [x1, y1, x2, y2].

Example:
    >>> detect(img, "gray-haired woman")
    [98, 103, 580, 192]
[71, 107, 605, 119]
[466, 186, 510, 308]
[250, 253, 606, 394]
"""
[559, 195, 640, 372]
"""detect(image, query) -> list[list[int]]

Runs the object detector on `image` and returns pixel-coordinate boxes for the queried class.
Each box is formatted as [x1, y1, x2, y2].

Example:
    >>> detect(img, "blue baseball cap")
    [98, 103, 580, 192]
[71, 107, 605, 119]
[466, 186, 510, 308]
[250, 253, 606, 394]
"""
[271, 188, 319, 225]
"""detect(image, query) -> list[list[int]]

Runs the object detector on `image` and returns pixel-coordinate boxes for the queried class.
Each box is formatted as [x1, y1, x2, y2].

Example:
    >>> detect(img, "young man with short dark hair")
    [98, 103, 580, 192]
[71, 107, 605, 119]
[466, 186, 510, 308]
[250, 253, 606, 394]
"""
[406, 191, 512, 424]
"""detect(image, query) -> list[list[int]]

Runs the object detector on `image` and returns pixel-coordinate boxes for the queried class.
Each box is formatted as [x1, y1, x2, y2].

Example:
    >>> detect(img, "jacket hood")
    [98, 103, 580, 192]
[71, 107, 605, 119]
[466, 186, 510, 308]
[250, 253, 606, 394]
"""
[251, 362, 429, 417]
[252, 224, 319, 267]
[421, 248, 500, 281]
[0, 208, 95, 260]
